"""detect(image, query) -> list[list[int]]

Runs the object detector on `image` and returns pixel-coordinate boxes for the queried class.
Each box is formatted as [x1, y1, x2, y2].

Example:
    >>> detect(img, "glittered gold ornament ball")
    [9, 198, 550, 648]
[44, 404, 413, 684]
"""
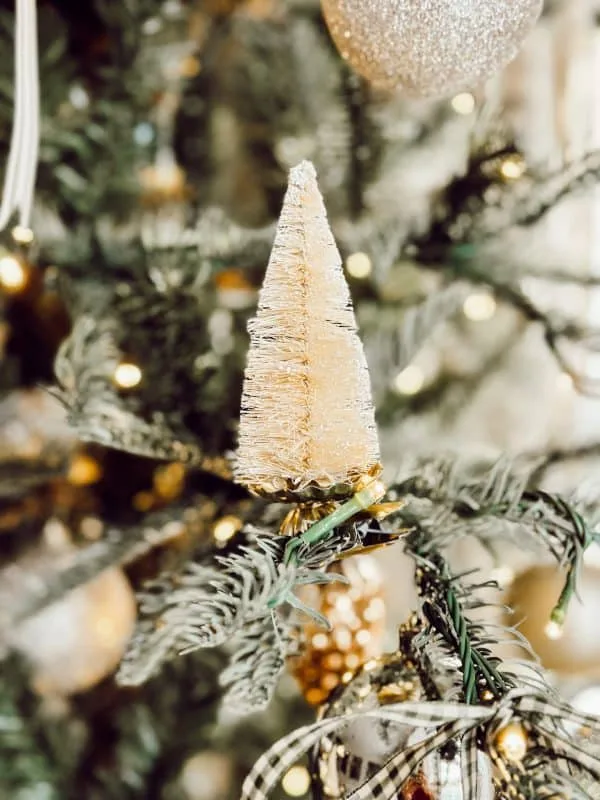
[321, 0, 543, 98]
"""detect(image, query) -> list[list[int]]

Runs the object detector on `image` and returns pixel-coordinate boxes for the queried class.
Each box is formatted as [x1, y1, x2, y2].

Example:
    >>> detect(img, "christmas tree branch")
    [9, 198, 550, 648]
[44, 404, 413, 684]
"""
[361, 282, 470, 388]
[445, 249, 595, 393]
[498, 148, 600, 234]
[378, 324, 523, 426]
[0, 450, 69, 501]
[408, 535, 512, 704]
[117, 518, 393, 695]
[516, 266, 600, 287]
[220, 614, 294, 714]
[527, 441, 600, 484]
[388, 459, 599, 628]
[413, 143, 600, 248]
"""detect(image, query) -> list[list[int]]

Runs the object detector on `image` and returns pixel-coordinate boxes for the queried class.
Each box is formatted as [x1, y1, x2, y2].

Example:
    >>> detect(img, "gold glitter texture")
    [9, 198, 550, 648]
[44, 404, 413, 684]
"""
[321, 0, 542, 98]
[234, 161, 380, 499]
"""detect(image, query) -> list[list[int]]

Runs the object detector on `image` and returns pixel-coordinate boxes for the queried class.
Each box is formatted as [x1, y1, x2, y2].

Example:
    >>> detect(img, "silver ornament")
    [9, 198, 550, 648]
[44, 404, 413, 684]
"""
[321, 0, 543, 98]
[314, 652, 424, 796]
[407, 728, 494, 800]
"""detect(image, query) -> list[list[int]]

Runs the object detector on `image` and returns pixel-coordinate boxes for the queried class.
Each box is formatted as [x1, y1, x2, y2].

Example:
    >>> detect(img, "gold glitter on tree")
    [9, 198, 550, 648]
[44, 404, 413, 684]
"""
[234, 160, 380, 500]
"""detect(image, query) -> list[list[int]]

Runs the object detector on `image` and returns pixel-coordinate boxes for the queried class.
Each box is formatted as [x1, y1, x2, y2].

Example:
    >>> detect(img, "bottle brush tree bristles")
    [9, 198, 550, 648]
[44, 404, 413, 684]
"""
[234, 160, 381, 500]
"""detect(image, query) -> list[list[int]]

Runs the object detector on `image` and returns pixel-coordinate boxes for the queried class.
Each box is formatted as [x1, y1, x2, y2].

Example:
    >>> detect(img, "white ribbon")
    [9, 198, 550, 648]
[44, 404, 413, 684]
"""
[0, 0, 39, 232]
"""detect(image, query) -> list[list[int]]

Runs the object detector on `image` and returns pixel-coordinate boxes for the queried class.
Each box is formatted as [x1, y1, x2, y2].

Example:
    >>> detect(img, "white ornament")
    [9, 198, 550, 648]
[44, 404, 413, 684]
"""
[321, 0, 543, 98]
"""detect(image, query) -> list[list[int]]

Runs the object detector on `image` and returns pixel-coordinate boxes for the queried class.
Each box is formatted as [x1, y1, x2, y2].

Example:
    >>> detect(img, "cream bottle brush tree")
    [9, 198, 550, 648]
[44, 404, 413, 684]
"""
[235, 160, 381, 501]
[235, 160, 387, 558]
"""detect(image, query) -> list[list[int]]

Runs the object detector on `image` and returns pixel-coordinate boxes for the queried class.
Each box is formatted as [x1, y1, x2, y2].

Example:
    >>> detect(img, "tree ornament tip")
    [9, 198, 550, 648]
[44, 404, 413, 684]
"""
[289, 159, 317, 183]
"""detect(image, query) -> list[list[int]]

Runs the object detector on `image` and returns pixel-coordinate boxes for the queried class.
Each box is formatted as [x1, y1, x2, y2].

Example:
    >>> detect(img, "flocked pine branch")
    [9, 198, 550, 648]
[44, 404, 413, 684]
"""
[117, 529, 352, 689]
[412, 551, 547, 702]
[117, 515, 392, 692]
[0, 448, 69, 500]
[480, 148, 600, 238]
[445, 249, 599, 394]
[413, 134, 600, 250]
[389, 458, 600, 630]
[528, 440, 600, 484]
[220, 614, 295, 714]
[392, 458, 596, 552]
[117, 537, 282, 687]
[185, 209, 274, 273]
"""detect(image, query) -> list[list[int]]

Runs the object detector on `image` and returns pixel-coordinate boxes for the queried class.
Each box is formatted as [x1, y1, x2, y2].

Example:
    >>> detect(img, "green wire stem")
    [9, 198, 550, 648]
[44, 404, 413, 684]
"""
[549, 507, 599, 628]
[283, 479, 386, 566]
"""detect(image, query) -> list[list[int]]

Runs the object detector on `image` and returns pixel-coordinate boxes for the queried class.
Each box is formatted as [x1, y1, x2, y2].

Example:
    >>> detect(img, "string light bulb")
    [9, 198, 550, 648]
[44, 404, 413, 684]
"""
[346, 252, 372, 279]
[495, 722, 528, 763]
[451, 92, 475, 115]
[179, 55, 201, 78]
[139, 160, 187, 204]
[544, 619, 564, 641]
[11, 225, 34, 244]
[133, 491, 154, 512]
[0, 253, 28, 293]
[463, 292, 497, 321]
[392, 365, 425, 396]
[113, 362, 142, 389]
[153, 462, 186, 501]
[68, 85, 90, 110]
[68, 452, 102, 486]
[213, 515, 242, 543]
[282, 765, 310, 797]
[500, 155, 526, 181]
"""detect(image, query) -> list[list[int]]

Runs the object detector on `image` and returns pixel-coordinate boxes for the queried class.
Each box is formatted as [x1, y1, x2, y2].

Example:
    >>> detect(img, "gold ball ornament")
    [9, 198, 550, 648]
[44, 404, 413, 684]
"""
[12, 568, 137, 695]
[321, 0, 543, 98]
[313, 652, 494, 799]
[291, 555, 386, 706]
[505, 565, 600, 677]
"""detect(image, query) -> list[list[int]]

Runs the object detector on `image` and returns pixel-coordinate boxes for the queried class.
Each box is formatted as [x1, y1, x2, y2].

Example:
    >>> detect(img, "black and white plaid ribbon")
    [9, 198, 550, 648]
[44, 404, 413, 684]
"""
[241, 688, 600, 800]
[0, 0, 39, 231]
